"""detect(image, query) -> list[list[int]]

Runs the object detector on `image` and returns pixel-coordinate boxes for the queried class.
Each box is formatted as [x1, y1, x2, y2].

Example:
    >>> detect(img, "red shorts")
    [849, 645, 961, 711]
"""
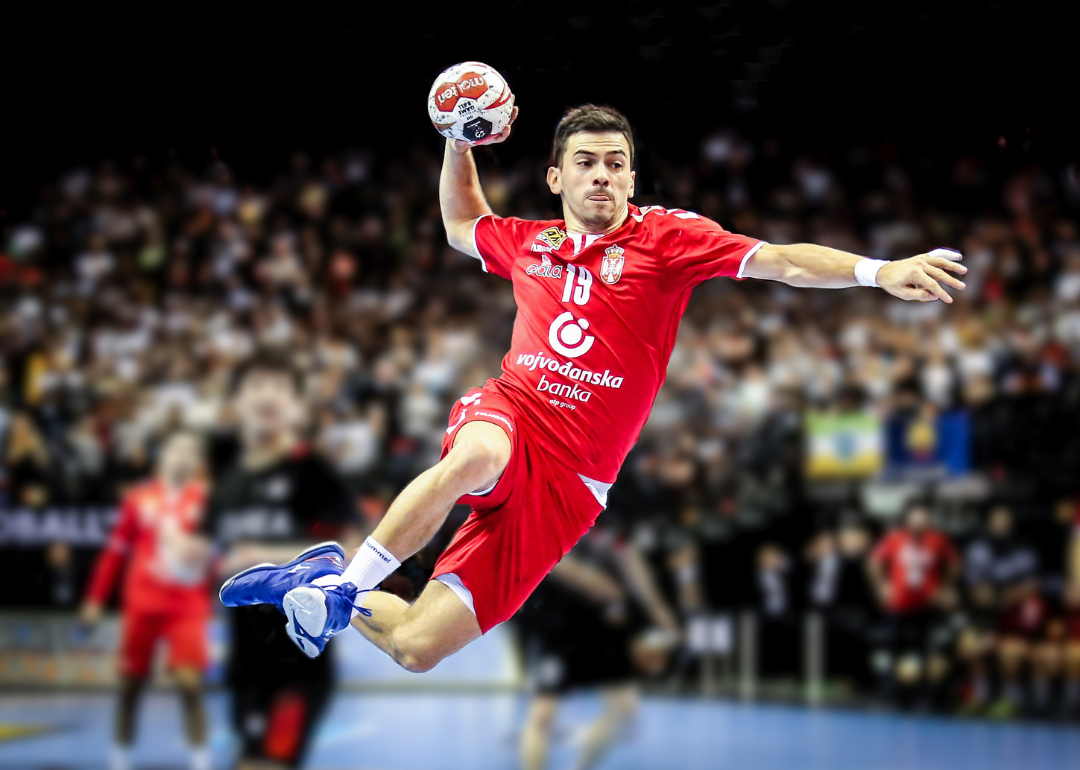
[431, 381, 605, 633]
[119, 609, 209, 678]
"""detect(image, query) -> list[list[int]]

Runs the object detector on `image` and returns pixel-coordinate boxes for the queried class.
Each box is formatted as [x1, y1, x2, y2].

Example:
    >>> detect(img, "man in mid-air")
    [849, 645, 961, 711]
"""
[221, 102, 967, 673]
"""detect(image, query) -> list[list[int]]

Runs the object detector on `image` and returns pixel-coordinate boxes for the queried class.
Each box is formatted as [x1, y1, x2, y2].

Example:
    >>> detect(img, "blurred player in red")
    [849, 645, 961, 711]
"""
[223, 102, 968, 673]
[81, 431, 211, 770]
[869, 503, 961, 707]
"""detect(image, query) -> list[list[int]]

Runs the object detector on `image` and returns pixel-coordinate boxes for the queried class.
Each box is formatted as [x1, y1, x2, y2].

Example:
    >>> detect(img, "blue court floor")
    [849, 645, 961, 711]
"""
[1, 691, 1078, 770]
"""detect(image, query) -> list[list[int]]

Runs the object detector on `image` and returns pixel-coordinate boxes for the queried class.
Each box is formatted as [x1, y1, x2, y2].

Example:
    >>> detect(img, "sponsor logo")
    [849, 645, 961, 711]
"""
[536, 226, 568, 250]
[548, 312, 594, 358]
[475, 411, 514, 433]
[365, 539, 395, 565]
[433, 73, 488, 113]
[538, 374, 592, 402]
[526, 253, 563, 278]
[600, 244, 625, 284]
[515, 351, 624, 389]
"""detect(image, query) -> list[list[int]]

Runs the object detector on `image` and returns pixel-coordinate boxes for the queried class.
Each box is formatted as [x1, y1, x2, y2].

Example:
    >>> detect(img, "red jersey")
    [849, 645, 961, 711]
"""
[472, 204, 763, 484]
[871, 529, 959, 613]
[86, 479, 210, 615]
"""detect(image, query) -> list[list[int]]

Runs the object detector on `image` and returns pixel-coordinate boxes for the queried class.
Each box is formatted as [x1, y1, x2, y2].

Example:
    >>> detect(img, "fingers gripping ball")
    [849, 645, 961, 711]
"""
[427, 62, 514, 144]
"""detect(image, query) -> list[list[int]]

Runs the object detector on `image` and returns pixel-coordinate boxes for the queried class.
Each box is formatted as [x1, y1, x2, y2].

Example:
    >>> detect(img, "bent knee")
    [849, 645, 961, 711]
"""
[447, 424, 511, 485]
[392, 634, 446, 674]
[398, 649, 442, 674]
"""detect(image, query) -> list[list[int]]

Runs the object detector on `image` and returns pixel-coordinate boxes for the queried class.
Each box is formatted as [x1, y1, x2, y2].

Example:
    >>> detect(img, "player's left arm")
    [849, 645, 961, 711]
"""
[742, 243, 967, 303]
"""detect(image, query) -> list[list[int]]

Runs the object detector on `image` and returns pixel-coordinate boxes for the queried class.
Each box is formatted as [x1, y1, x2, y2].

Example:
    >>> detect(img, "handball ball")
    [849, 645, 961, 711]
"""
[427, 62, 514, 144]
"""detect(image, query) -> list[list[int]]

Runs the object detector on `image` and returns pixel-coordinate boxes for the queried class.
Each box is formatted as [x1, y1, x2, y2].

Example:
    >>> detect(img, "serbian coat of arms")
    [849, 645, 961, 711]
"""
[599, 244, 625, 285]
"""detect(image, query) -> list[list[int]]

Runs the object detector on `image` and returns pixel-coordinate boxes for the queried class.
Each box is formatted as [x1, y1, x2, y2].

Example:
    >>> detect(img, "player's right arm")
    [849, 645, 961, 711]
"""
[439, 107, 518, 258]
[81, 494, 139, 625]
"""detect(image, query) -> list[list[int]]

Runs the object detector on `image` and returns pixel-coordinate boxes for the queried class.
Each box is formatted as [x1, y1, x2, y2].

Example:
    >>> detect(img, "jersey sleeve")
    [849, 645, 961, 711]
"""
[661, 212, 765, 286]
[471, 215, 531, 280]
[84, 496, 138, 604]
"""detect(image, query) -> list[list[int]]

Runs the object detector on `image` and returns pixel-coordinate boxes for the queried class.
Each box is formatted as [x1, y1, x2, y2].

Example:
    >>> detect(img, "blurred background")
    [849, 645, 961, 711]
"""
[2, 2, 1079, 769]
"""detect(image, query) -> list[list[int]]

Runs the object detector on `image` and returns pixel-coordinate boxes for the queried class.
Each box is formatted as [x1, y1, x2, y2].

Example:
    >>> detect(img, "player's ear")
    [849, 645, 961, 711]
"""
[546, 166, 562, 195]
[628, 169, 636, 199]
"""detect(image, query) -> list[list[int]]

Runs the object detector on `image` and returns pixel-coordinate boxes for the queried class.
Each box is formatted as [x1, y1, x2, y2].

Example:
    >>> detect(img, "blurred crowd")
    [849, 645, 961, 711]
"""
[2, 127, 1080, 717]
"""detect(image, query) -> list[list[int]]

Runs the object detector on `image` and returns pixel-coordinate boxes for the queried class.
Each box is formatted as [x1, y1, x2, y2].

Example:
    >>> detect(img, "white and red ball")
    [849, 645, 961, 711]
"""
[427, 62, 514, 144]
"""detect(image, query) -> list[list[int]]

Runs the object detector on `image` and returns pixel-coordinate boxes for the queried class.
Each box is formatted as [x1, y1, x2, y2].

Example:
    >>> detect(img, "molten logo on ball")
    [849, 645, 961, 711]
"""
[433, 72, 487, 112]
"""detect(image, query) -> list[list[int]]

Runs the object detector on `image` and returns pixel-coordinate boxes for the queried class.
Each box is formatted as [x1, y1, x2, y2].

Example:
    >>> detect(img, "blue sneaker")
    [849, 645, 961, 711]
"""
[219, 542, 346, 608]
[282, 582, 370, 658]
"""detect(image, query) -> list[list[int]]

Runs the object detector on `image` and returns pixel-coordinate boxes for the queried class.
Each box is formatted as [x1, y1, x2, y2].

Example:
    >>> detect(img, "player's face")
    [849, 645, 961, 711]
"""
[159, 434, 202, 484]
[905, 506, 930, 533]
[548, 132, 635, 232]
[233, 370, 303, 440]
[988, 506, 1012, 537]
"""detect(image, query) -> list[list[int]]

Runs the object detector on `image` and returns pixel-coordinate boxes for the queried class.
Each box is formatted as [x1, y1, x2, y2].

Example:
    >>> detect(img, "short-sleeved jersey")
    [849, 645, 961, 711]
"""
[472, 203, 764, 484]
[871, 529, 959, 613]
[85, 479, 209, 616]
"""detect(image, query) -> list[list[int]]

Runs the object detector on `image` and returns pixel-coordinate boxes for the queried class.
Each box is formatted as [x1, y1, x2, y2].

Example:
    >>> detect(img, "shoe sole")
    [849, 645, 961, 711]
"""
[219, 541, 344, 606]
[283, 586, 328, 658]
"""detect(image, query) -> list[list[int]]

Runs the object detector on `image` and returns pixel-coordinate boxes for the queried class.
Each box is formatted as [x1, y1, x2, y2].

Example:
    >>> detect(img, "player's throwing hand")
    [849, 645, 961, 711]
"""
[452, 106, 519, 153]
[876, 249, 968, 303]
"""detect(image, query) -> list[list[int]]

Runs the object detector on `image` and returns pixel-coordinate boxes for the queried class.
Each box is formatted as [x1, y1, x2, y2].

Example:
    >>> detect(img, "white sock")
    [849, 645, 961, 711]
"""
[190, 745, 211, 770]
[110, 745, 131, 770]
[312, 536, 400, 618]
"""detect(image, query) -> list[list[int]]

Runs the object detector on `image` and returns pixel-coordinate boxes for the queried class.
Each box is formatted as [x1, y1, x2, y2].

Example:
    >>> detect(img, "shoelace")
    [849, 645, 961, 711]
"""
[351, 588, 373, 618]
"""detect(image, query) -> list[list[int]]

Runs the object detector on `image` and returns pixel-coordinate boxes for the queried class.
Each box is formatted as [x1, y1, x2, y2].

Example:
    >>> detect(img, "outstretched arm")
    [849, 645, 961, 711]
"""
[742, 243, 967, 303]
[439, 107, 518, 257]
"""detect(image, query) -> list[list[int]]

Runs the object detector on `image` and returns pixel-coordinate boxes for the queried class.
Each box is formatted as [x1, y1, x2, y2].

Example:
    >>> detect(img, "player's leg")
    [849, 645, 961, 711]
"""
[956, 628, 992, 712]
[520, 693, 559, 770]
[348, 579, 481, 672]
[165, 611, 211, 770]
[573, 684, 638, 770]
[1063, 638, 1080, 715]
[112, 613, 158, 770]
[282, 420, 509, 660]
[1030, 640, 1061, 715]
[365, 420, 511, 559]
[991, 635, 1028, 717]
[112, 675, 146, 770]
[173, 667, 209, 770]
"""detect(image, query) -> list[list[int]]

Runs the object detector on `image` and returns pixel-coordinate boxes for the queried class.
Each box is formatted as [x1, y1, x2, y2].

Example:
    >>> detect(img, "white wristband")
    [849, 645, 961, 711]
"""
[854, 258, 888, 288]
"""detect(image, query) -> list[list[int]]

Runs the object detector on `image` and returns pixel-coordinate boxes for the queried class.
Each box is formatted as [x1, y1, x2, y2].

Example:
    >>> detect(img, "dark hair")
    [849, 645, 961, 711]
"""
[230, 347, 304, 395]
[550, 104, 634, 168]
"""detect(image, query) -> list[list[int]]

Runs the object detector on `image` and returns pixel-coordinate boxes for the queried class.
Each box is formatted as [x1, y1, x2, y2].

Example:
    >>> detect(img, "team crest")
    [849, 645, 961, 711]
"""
[600, 245, 625, 285]
[536, 226, 568, 250]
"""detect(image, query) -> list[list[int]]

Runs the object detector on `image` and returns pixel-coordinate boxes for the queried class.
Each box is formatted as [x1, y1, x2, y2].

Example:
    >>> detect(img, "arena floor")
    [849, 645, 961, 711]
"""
[1, 691, 1078, 770]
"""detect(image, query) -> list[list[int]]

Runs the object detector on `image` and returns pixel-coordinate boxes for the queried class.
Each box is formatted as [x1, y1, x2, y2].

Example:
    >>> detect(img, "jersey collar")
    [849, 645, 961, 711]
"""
[564, 205, 638, 255]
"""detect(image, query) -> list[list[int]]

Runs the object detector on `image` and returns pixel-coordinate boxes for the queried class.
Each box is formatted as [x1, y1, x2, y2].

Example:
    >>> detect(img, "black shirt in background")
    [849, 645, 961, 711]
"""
[201, 447, 359, 684]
